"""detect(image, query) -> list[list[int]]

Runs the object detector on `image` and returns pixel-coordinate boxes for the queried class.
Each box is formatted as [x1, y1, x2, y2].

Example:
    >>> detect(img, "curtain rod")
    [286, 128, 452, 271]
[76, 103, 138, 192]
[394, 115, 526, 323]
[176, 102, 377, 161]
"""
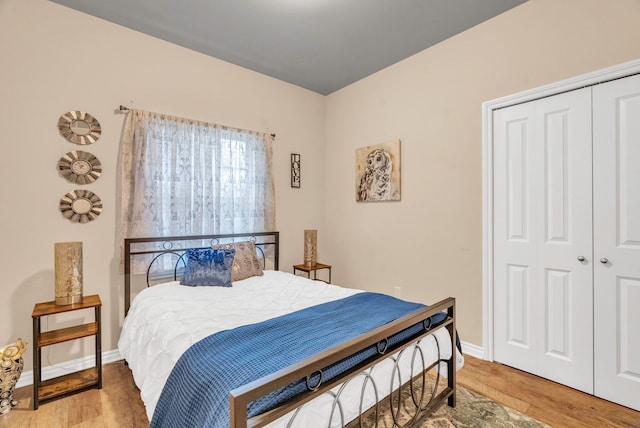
[116, 105, 275, 138]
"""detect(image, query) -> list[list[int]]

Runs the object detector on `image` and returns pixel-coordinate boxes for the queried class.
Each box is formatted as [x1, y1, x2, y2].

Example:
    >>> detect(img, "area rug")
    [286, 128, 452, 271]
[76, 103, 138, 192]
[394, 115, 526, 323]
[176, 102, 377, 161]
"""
[358, 377, 550, 428]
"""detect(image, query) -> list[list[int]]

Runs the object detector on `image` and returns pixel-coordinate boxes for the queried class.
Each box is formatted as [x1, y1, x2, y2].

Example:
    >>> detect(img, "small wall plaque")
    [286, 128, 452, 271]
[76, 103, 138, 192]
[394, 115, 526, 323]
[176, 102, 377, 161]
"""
[291, 153, 300, 188]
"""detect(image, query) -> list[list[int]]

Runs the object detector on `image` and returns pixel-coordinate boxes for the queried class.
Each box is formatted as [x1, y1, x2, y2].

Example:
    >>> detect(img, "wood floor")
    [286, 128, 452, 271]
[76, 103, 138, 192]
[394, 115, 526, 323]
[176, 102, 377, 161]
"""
[1, 356, 638, 427]
[459, 356, 639, 428]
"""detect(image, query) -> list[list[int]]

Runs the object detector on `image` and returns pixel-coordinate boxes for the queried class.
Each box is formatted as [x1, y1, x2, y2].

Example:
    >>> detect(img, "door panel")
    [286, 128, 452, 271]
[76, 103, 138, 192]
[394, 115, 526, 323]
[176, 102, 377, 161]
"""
[494, 101, 538, 373]
[544, 110, 570, 243]
[506, 117, 530, 241]
[593, 74, 640, 411]
[506, 264, 530, 347]
[618, 278, 640, 378]
[494, 88, 593, 393]
[545, 268, 570, 359]
[535, 91, 593, 393]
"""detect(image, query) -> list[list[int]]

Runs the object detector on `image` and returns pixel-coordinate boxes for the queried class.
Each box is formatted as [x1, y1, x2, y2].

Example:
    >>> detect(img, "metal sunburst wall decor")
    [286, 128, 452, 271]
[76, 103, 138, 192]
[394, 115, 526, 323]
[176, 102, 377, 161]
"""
[57, 151, 102, 184]
[59, 189, 103, 223]
[57, 111, 102, 145]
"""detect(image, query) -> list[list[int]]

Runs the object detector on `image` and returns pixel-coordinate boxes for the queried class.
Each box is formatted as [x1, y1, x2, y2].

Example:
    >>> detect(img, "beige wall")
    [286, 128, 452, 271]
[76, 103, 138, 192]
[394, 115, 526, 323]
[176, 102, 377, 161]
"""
[2, 0, 640, 375]
[324, 0, 640, 346]
[0, 0, 326, 370]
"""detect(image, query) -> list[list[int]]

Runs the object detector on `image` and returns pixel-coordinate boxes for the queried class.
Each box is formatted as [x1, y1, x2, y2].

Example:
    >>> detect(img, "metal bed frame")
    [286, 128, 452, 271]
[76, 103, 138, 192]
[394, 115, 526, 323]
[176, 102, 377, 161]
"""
[124, 231, 279, 315]
[123, 232, 456, 427]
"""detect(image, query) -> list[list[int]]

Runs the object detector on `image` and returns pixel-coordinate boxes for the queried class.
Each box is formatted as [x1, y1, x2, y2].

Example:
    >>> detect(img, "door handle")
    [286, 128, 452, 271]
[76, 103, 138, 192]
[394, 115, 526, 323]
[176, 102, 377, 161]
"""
[577, 256, 585, 262]
[600, 257, 609, 264]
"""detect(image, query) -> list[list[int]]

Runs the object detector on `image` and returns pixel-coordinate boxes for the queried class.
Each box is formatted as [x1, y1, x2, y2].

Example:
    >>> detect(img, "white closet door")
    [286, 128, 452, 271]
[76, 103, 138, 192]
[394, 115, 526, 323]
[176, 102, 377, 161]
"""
[493, 100, 539, 374]
[493, 88, 593, 393]
[593, 74, 640, 411]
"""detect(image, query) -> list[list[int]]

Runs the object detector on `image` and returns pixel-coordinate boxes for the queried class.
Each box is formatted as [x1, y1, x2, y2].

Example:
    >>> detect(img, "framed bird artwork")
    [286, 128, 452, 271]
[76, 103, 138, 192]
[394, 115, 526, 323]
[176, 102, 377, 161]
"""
[355, 139, 401, 202]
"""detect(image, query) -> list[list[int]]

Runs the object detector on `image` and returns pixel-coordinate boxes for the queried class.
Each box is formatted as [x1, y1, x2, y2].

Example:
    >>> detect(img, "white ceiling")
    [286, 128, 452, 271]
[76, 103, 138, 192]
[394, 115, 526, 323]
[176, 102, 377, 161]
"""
[50, 0, 527, 95]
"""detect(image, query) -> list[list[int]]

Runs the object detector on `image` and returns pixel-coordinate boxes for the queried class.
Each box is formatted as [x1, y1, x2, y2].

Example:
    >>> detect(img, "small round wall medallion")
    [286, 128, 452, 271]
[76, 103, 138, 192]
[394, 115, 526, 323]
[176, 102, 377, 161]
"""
[57, 111, 101, 145]
[60, 190, 103, 223]
[57, 151, 102, 184]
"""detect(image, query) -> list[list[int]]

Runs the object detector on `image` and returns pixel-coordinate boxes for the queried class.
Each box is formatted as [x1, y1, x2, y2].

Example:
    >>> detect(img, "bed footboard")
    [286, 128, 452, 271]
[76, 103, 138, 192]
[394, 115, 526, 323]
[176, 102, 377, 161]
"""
[230, 297, 456, 428]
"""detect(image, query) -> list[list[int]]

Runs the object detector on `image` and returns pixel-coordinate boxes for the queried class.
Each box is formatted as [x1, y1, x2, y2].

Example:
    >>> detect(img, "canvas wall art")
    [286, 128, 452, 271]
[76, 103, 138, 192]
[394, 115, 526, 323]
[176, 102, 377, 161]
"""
[355, 139, 401, 202]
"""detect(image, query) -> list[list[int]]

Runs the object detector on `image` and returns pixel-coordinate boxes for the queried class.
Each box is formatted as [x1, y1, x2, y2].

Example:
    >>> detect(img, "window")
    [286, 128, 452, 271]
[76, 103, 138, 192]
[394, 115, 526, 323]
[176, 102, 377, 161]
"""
[120, 109, 275, 272]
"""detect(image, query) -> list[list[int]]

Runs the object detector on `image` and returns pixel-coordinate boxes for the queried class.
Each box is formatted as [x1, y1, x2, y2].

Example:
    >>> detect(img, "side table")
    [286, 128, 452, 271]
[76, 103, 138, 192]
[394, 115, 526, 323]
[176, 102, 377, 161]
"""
[293, 263, 332, 283]
[32, 294, 102, 409]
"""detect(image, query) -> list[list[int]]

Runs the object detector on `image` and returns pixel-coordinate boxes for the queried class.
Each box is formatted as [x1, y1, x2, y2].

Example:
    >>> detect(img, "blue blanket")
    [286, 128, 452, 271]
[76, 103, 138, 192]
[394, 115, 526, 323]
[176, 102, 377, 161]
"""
[151, 292, 447, 428]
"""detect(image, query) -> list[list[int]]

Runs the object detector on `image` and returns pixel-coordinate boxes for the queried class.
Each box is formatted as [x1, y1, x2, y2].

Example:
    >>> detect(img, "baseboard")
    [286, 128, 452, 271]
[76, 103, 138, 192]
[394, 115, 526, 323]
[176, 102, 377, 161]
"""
[460, 340, 483, 359]
[15, 349, 122, 389]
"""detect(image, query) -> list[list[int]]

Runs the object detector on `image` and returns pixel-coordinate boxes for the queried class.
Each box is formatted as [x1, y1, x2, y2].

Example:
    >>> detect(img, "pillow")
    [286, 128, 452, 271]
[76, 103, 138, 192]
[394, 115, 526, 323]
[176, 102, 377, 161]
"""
[212, 240, 263, 281]
[180, 248, 235, 287]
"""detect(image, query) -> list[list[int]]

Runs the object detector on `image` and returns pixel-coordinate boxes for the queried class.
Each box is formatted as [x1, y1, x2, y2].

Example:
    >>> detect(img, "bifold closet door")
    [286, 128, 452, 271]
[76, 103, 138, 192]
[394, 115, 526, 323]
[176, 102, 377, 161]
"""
[493, 88, 594, 393]
[593, 74, 640, 411]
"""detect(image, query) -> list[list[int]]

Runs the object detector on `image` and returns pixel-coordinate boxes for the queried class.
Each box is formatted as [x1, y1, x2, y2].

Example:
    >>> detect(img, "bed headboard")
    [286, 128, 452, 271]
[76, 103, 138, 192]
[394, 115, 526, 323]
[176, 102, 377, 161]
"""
[124, 231, 279, 315]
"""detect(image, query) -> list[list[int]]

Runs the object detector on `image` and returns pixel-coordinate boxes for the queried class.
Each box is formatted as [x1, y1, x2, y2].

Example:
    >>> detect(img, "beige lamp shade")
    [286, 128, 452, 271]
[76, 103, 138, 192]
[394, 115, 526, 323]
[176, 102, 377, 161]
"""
[54, 242, 83, 305]
[304, 230, 317, 268]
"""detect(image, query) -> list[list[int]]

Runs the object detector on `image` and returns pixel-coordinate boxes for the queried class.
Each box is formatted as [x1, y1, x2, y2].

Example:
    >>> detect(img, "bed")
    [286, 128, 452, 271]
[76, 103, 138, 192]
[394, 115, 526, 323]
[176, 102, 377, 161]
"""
[118, 232, 462, 427]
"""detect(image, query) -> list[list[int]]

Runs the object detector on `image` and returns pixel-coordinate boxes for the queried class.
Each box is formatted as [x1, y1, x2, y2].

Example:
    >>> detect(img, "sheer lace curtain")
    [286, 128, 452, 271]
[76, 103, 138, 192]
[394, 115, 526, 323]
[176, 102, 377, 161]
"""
[120, 109, 275, 258]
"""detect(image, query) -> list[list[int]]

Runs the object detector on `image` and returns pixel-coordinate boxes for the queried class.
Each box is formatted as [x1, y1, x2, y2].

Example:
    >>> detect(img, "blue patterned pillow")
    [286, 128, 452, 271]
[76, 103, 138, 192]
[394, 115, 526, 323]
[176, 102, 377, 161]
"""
[180, 248, 236, 287]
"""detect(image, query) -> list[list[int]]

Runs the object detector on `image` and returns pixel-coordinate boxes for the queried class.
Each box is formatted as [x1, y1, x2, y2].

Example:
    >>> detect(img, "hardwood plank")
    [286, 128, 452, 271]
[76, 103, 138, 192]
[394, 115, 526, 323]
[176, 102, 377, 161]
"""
[66, 388, 102, 426]
[98, 362, 148, 428]
[455, 375, 532, 414]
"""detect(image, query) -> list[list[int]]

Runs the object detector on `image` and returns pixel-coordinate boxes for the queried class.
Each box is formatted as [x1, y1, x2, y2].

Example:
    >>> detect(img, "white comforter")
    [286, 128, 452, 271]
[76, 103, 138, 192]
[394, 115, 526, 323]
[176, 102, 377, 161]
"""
[118, 270, 461, 426]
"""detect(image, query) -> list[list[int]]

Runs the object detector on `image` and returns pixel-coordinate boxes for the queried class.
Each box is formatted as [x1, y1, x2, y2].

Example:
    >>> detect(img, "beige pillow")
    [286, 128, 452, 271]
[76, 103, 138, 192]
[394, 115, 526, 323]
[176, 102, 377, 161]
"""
[212, 240, 263, 281]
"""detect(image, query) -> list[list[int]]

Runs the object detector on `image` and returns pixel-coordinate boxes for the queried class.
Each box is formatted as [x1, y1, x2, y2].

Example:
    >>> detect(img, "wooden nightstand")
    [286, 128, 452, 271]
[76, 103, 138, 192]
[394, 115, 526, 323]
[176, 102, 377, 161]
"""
[293, 263, 332, 283]
[31, 294, 102, 409]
